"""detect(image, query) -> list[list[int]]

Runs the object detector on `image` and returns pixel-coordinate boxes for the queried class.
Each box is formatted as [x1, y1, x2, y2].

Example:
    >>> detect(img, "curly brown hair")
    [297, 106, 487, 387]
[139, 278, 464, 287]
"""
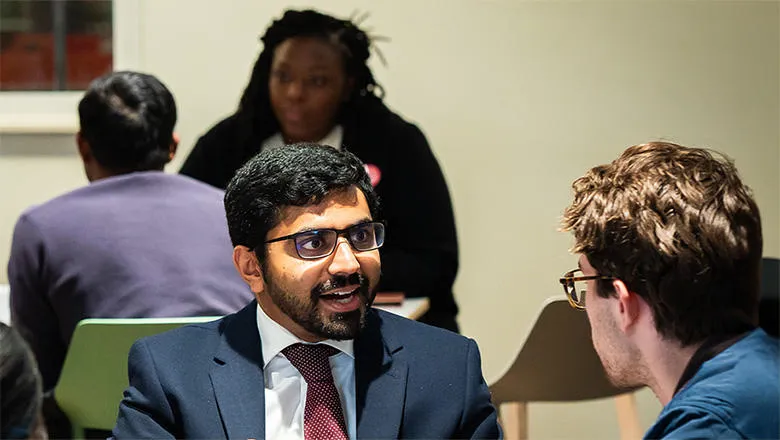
[562, 142, 763, 345]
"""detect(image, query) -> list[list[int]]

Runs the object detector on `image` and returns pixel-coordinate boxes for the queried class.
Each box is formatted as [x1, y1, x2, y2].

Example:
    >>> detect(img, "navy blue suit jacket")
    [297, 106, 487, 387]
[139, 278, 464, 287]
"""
[112, 302, 501, 439]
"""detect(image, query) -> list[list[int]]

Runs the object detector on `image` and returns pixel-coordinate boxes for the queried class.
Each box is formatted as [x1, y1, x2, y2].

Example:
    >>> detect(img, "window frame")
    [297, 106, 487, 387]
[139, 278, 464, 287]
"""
[0, 0, 140, 134]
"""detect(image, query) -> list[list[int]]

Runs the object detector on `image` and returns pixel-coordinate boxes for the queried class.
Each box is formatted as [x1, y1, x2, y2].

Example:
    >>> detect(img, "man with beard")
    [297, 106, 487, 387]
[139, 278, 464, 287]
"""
[559, 142, 779, 439]
[112, 144, 500, 439]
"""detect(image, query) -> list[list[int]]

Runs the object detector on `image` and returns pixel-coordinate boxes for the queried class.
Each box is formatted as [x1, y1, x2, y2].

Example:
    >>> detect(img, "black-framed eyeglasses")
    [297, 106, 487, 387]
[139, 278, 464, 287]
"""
[559, 269, 615, 310]
[263, 221, 385, 260]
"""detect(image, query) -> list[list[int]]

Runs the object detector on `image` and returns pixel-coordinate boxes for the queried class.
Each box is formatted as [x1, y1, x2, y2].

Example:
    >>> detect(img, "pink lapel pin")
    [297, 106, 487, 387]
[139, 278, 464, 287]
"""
[364, 163, 382, 187]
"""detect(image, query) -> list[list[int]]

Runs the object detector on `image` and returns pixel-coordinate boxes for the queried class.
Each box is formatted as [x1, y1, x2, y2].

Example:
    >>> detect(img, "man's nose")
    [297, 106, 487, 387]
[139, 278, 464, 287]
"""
[327, 238, 360, 276]
[286, 81, 304, 101]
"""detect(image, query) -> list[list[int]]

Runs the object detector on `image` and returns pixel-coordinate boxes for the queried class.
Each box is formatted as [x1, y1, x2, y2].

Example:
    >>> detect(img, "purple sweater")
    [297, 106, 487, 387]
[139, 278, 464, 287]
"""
[7, 172, 252, 390]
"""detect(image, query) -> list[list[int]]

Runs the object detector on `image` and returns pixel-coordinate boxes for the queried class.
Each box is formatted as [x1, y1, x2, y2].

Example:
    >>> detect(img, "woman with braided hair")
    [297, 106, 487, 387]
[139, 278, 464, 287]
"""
[180, 9, 460, 332]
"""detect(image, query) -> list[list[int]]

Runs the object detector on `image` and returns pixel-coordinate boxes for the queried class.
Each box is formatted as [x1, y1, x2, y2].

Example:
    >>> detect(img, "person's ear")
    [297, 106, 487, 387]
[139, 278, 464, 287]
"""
[168, 133, 180, 162]
[613, 279, 641, 333]
[233, 246, 266, 295]
[76, 132, 92, 163]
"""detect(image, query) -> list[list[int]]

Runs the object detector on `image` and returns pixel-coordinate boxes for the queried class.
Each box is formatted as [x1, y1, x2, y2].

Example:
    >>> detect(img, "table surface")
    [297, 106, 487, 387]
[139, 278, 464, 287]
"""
[0, 284, 8, 324]
[373, 297, 430, 320]
[0, 284, 430, 324]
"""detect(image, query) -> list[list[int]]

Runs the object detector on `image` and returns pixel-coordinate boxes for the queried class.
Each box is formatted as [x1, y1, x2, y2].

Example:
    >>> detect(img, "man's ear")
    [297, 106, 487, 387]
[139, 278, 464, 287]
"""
[168, 133, 180, 162]
[76, 132, 92, 162]
[613, 279, 641, 333]
[233, 246, 266, 295]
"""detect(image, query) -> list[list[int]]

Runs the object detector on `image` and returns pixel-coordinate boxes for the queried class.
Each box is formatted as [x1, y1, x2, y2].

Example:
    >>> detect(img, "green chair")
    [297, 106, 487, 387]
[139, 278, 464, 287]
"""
[53, 316, 221, 439]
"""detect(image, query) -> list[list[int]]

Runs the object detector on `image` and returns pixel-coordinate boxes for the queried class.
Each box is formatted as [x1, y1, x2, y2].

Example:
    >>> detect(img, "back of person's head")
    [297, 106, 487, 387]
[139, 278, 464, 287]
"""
[78, 70, 177, 173]
[562, 142, 763, 346]
[224, 143, 379, 262]
[0, 323, 46, 440]
[235, 9, 382, 134]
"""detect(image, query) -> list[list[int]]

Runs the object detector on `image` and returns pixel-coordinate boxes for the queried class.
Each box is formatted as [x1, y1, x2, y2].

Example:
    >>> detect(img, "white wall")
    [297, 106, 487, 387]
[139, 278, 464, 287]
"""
[1, 1, 777, 437]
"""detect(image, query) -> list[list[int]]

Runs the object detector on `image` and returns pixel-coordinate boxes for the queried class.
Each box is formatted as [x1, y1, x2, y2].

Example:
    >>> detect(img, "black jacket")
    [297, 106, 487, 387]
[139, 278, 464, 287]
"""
[180, 98, 460, 331]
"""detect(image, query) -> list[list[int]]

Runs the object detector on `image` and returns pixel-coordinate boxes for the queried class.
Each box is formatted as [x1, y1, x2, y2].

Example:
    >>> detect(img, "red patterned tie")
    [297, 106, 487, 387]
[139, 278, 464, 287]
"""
[282, 343, 349, 440]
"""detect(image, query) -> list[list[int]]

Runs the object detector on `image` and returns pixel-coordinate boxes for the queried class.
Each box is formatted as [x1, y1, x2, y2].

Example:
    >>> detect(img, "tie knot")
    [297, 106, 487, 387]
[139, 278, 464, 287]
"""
[282, 343, 340, 382]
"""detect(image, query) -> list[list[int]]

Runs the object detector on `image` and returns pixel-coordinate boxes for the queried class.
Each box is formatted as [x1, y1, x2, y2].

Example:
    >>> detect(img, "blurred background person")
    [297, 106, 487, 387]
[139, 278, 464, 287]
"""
[561, 142, 778, 439]
[7, 71, 252, 437]
[180, 9, 460, 332]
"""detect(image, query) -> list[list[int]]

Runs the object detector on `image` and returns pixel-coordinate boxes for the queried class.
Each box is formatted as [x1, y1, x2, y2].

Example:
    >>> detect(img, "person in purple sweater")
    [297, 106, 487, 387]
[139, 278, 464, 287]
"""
[7, 71, 252, 436]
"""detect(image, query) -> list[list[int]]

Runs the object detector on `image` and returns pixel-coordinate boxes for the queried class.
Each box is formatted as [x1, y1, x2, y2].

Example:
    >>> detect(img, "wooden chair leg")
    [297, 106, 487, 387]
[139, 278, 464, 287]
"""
[499, 401, 528, 440]
[614, 393, 642, 440]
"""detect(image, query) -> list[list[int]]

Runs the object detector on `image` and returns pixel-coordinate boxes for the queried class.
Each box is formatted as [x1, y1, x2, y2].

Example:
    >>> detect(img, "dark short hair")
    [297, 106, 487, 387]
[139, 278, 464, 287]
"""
[78, 70, 177, 172]
[224, 143, 380, 259]
[562, 142, 763, 345]
[0, 323, 43, 440]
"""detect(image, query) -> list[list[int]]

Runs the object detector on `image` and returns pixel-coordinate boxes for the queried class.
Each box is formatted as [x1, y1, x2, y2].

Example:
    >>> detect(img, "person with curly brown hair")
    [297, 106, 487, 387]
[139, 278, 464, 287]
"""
[559, 142, 778, 439]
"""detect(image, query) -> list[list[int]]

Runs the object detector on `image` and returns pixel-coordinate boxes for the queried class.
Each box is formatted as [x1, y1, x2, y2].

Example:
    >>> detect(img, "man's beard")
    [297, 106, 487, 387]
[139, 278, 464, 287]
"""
[592, 311, 643, 389]
[265, 271, 375, 340]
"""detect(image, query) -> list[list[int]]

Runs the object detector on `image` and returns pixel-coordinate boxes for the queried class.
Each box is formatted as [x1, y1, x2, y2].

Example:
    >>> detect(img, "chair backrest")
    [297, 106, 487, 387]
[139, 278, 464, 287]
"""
[490, 296, 640, 404]
[54, 316, 220, 431]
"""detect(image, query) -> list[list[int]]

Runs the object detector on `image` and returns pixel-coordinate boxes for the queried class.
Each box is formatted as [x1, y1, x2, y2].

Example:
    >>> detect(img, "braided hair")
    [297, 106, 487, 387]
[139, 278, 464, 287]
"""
[233, 9, 385, 156]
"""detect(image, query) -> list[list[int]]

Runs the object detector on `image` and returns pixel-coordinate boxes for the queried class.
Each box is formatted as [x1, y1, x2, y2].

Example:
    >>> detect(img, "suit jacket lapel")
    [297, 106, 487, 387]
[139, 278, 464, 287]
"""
[209, 301, 266, 439]
[355, 310, 408, 439]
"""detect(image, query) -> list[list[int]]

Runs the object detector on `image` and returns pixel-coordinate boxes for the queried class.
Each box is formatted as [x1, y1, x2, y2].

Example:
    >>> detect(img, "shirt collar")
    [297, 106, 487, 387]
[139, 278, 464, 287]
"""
[262, 125, 344, 151]
[256, 303, 354, 368]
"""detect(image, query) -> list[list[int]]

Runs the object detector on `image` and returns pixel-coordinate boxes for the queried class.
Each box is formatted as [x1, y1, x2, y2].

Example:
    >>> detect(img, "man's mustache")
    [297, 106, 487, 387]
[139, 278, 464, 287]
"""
[311, 273, 367, 297]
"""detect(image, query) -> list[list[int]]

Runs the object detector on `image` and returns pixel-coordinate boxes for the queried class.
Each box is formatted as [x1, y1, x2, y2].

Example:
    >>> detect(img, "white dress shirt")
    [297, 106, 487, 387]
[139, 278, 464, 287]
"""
[256, 304, 356, 440]
[261, 125, 344, 151]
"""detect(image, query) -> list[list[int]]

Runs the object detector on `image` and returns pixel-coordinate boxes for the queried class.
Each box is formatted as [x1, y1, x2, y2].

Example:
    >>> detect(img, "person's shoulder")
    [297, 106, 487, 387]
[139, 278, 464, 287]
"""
[742, 328, 780, 357]
[646, 404, 743, 440]
[373, 309, 469, 348]
[155, 172, 226, 197]
[87, 173, 228, 212]
[14, 183, 98, 231]
[662, 332, 780, 439]
[196, 113, 242, 144]
[135, 316, 226, 357]
[352, 98, 426, 141]
[682, 362, 778, 413]
[345, 100, 432, 167]
[691, 330, 779, 401]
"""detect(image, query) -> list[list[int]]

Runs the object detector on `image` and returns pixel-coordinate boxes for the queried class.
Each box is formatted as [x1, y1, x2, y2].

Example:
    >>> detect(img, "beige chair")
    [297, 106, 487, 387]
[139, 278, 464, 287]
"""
[490, 296, 643, 440]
